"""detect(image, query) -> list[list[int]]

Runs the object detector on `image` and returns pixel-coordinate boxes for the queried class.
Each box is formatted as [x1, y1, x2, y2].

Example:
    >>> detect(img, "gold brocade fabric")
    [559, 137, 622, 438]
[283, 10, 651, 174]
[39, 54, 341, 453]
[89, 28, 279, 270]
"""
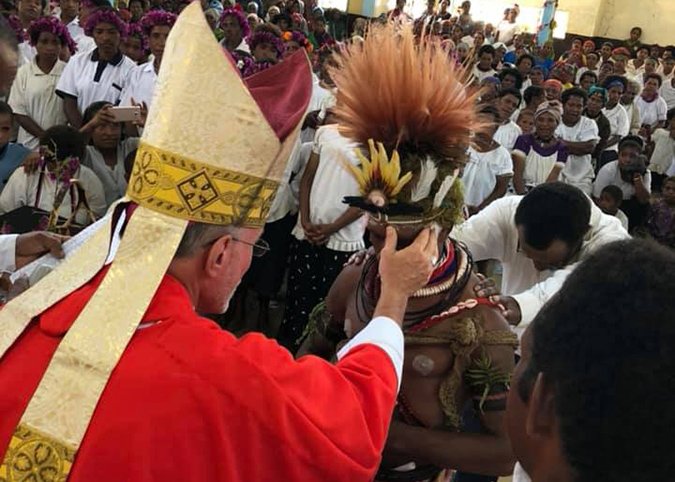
[2, 208, 186, 455]
[0, 423, 75, 482]
[0, 212, 114, 361]
[128, 141, 280, 227]
[128, 3, 282, 228]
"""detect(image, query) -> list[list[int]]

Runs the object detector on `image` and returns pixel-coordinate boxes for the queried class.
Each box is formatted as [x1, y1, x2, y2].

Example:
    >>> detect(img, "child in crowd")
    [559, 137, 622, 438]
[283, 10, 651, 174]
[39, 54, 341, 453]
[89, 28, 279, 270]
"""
[593, 135, 651, 231]
[0, 102, 30, 193]
[647, 108, 675, 192]
[278, 110, 365, 352]
[516, 109, 534, 134]
[597, 184, 629, 230]
[80, 101, 139, 207]
[647, 176, 675, 248]
[462, 104, 513, 215]
[0, 125, 106, 229]
[122, 22, 148, 64]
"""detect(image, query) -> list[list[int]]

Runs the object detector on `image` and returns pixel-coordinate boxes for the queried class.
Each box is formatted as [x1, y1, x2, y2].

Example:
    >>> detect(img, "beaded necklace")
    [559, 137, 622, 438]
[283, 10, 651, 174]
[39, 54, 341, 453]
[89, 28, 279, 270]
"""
[355, 239, 474, 328]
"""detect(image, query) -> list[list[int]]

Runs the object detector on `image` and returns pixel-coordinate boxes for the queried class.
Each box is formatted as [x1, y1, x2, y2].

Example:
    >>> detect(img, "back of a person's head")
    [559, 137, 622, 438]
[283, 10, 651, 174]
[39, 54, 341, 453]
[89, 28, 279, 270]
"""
[514, 182, 591, 250]
[0, 100, 13, 117]
[523, 85, 544, 104]
[601, 184, 623, 205]
[40, 125, 86, 162]
[521, 239, 675, 482]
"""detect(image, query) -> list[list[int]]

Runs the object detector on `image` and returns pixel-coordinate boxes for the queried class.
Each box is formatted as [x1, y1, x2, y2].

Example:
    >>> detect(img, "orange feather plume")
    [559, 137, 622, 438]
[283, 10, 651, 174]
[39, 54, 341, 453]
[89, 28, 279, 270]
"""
[330, 24, 482, 164]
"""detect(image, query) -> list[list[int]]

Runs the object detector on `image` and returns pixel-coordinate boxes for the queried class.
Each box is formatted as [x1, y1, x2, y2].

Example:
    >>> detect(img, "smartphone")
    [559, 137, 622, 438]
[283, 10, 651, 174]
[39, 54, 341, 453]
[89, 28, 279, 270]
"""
[109, 106, 141, 123]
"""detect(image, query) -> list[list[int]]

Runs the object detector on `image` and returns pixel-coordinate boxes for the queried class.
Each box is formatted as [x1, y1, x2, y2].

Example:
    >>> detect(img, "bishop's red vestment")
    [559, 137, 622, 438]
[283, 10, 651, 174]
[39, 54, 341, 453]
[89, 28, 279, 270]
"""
[0, 267, 400, 481]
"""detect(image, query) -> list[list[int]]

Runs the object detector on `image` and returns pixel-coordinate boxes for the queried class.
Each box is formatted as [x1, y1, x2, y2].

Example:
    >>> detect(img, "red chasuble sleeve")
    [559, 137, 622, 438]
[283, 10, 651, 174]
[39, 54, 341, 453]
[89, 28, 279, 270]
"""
[0, 273, 401, 482]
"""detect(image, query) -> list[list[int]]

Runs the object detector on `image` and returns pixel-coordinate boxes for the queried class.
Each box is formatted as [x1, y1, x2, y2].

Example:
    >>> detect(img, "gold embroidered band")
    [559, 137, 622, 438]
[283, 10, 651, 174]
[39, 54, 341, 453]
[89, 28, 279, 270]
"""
[0, 211, 115, 360]
[0, 423, 75, 482]
[0, 208, 187, 477]
[127, 141, 281, 228]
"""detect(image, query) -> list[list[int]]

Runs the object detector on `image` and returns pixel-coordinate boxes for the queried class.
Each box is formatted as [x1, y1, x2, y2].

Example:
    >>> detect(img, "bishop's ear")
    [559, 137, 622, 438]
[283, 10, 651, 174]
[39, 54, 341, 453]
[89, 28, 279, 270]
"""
[203, 234, 233, 277]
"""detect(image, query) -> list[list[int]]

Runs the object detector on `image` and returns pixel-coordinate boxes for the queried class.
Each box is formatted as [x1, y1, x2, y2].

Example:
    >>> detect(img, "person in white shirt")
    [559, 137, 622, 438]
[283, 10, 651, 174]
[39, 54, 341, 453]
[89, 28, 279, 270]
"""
[620, 79, 642, 134]
[452, 182, 628, 335]
[593, 135, 651, 231]
[600, 76, 630, 168]
[0, 125, 106, 227]
[494, 88, 523, 151]
[79, 101, 137, 207]
[55, 9, 135, 128]
[15, 0, 44, 64]
[556, 87, 599, 195]
[634, 73, 668, 132]
[59, 0, 89, 53]
[495, 6, 518, 47]
[8, 17, 74, 150]
[648, 117, 675, 191]
[120, 10, 176, 111]
[659, 70, 675, 110]
[219, 7, 250, 54]
[659, 55, 675, 80]
[462, 104, 512, 214]
[301, 48, 336, 143]
[575, 52, 600, 85]
[596, 184, 629, 230]
[279, 118, 366, 350]
[471, 44, 496, 83]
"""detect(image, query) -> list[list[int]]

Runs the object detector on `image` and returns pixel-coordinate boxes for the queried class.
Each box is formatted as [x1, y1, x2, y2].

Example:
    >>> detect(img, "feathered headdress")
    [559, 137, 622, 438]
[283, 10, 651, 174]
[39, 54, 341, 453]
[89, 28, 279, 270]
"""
[331, 23, 481, 227]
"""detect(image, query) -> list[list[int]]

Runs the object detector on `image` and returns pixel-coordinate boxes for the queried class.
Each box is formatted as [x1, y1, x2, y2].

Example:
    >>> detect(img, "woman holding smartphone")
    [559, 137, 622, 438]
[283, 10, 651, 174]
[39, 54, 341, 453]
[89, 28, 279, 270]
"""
[79, 101, 139, 207]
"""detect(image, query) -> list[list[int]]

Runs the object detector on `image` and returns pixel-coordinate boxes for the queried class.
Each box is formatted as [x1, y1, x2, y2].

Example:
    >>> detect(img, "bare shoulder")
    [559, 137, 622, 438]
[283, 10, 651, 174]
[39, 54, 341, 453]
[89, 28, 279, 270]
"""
[463, 273, 511, 332]
[325, 262, 365, 320]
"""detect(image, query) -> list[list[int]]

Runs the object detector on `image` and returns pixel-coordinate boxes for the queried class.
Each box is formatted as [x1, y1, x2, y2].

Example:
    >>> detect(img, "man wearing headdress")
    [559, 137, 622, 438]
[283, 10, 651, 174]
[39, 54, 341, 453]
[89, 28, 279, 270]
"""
[299, 24, 517, 481]
[0, 6, 439, 481]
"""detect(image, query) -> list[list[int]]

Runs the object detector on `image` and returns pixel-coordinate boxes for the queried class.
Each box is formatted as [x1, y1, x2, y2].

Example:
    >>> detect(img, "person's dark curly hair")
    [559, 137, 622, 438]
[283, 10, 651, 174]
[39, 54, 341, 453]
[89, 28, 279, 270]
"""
[517, 238, 675, 482]
[514, 182, 591, 250]
[561, 86, 588, 106]
[497, 67, 524, 89]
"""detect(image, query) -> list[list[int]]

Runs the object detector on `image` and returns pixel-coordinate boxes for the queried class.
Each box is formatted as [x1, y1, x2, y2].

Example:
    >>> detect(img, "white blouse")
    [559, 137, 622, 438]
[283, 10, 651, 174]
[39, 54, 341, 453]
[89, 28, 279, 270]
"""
[291, 124, 366, 252]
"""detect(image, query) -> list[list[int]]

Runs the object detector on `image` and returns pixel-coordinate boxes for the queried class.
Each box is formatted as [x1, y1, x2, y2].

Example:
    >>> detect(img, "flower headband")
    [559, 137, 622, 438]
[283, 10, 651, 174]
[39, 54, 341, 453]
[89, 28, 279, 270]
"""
[249, 30, 284, 58]
[6, 15, 26, 44]
[84, 9, 129, 37]
[139, 10, 177, 36]
[126, 21, 147, 52]
[219, 7, 250, 39]
[281, 30, 313, 53]
[29, 16, 78, 55]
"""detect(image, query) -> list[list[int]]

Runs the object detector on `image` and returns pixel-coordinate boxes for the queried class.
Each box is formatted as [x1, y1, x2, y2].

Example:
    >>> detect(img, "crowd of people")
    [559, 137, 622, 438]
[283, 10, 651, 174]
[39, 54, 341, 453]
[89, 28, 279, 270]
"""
[0, 0, 674, 481]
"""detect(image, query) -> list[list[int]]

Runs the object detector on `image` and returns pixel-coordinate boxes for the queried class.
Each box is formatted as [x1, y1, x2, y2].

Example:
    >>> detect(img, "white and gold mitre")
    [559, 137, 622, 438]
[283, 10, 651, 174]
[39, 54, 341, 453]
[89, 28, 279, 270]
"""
[0, 3, 311, 480]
